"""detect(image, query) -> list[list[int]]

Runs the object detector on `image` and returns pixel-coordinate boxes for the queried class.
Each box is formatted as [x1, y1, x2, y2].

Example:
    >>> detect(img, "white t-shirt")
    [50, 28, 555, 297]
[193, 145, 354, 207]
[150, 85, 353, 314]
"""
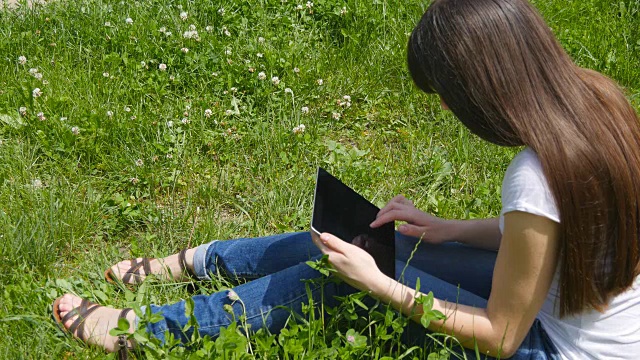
[499, 148, 640, 359]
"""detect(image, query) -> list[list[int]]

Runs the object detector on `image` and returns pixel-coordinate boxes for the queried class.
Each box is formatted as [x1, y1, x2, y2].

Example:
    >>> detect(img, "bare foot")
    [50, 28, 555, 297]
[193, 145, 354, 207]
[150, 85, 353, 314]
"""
[55, 294, 136, 352]
[108, 248, 197, 284]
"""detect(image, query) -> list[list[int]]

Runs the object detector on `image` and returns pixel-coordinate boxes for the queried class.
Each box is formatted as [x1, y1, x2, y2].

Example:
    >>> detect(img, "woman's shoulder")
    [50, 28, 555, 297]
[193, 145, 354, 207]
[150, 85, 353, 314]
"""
[507, 147, 541, 171]
[501, 147, 560, 223]
[503, 147, 547, 189]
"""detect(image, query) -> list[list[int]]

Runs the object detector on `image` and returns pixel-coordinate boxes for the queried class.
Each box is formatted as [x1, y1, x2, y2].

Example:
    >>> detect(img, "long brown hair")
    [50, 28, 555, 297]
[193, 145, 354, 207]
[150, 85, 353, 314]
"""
[408, 0, 640, 317]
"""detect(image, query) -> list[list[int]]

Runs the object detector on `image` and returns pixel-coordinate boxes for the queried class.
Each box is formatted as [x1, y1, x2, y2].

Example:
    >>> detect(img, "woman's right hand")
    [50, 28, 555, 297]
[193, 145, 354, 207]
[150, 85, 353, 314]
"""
[370, 195, 453, 244]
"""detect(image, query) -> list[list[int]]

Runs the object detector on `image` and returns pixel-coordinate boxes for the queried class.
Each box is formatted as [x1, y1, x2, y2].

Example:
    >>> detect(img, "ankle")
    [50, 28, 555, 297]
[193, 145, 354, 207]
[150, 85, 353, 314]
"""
[184, 248, 197, 274]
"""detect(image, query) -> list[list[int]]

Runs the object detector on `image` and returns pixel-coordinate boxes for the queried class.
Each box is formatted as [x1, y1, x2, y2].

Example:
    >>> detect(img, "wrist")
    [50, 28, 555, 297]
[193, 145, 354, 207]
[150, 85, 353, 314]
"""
[437, 218, 461, 243]
[369, 272, 397, 300]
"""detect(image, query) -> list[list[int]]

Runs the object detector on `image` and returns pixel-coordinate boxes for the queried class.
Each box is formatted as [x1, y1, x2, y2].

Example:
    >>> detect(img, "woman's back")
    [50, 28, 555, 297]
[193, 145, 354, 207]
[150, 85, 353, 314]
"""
[540, 274, 640, 359]
[501, 148, 640, 359]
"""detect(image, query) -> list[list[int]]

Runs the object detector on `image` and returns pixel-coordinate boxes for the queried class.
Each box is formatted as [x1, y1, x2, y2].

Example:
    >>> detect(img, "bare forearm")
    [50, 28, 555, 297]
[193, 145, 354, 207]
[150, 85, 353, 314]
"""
[372, 276, 512, 358]
[446, 218, 501, 251]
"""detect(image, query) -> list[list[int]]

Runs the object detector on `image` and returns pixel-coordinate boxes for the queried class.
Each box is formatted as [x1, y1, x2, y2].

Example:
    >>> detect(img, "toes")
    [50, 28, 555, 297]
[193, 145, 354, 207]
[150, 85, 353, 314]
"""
[57, 294, 82, 328]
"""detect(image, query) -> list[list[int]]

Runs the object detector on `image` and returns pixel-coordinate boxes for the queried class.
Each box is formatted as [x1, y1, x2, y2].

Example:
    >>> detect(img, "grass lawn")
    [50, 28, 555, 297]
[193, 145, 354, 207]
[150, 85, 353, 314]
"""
[0, 0, 638, 358]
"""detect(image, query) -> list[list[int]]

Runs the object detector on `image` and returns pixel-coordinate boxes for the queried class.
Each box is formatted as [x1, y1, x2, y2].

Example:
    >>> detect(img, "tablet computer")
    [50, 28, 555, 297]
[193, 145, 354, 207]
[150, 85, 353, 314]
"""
[311, 167, 395, 278]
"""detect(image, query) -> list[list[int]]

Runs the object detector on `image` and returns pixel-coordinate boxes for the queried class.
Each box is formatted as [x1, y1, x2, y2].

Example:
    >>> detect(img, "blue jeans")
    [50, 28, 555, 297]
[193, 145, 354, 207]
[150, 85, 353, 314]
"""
[141, 232, 559, 359]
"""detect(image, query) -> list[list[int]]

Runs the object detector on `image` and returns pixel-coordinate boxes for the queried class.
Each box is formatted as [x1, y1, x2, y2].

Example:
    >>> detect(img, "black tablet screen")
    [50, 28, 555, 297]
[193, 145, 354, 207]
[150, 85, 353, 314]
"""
[312, 168, 395, 278]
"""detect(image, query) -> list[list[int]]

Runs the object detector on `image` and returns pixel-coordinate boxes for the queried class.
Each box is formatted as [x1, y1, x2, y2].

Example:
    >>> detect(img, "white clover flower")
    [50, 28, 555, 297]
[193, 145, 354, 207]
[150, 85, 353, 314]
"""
[165, 31, 172, 37]
[343, 95, 351, 101]
[130, 115, 136, 120]
[181, 117, 189, 124]
[183, 30, 199, 39]
[271, 76, 280, 85]
[284, 88, 292, 94]
[293, 67, 300, 73]
[19, 106, 27, 116]
[296, 4, 303, 10]
[218, 8, 225, 16]
[230, 87, 238, 93]
[166, 153, 173, 159]
[205, 25, 213, 32]
[159, 63, 167, 71]
[104, 21, 111, 27]
[60, 117, 67, 121]
[135, 159, 144, 166]
[258, 71, 266, 80]
[159, 26, 167, 33]
[37, 112, 46, 121]
[204, 109, 213, 118]
[256, 52, 263, 58]
[169, 75, 175, 81]
[181, 47, 189, 53]
[301, 106, 309, 114]
[103, 72, 110, 78]
[292, 124, 306, 134]
[340, 6, 347, 15]
[124, 106, 131, 112]
[42, 79, 49, 85]
[212, 72, 219, 77]
[130, 177, 139, 184]
[185, 105, 192, 111]
[248, 67, 255, 73]
[224, 48, 232, 55]
[224, 29, 231, 37]
[29, 68, 39, 76]
[180, 11, 188, 20]
[317, 79, 323, 85]
[107, 110, 114, 117]
[306, 1, 313, 8]
[332, 112, 341, 120]
[225, 109, 233, 116]
[34, 72, 43, 80]
[32, 179, 43, 189]
[140, 61, 146, 67]
[71, 126, 80, 135]
[32, 88, 42, 98]
[125, 17, 133, 24]
[227, 290, 239, 301]
[258, 36, 265, 43]
[18, 56, 27, 65]
[166, 120, 174, 127]
[189, 24, 196, 31]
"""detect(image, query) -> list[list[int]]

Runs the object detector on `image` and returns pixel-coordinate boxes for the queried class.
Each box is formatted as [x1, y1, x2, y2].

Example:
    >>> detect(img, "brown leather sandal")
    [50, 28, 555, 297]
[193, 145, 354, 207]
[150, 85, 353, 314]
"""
[52, 297, 133, 359]
[104, 258, 155, 285]
[104, 250, 198, 285]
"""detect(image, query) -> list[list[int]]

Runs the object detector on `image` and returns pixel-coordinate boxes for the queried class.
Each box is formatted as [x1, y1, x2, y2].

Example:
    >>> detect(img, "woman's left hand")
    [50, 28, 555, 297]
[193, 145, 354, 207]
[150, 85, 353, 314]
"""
[312, 232, 386, 292]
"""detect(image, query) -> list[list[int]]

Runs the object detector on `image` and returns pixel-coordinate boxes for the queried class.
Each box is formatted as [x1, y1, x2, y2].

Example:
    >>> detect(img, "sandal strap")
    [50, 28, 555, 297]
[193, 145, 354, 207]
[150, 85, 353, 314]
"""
[66, 299, 101, 342]
[116, 308, 134, 360]
[121, 259, 147, 284]
[142, 258, 152, 279]
[117, 335, 129, 360]
[121, 259, 139, 284]
[179, 249, 198, 279]
[60, 298, 87, 324]
[118, 308, 132, 320]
